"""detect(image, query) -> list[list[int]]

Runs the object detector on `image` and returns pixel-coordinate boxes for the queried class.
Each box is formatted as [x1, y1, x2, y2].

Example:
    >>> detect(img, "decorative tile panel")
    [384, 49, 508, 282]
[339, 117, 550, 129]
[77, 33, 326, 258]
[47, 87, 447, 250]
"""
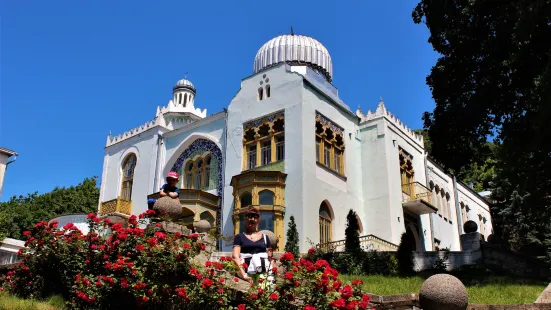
[243, 110, 284, 130]
[170, 139, 224, 242]
[315, 112, 344, 135]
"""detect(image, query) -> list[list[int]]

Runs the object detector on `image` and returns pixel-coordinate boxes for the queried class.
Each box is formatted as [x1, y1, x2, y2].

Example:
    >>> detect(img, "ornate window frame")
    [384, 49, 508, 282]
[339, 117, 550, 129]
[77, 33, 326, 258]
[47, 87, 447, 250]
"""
[315, 112, 345, 175]
[120, 153, 137, 201]
[242, 111, 285, 170]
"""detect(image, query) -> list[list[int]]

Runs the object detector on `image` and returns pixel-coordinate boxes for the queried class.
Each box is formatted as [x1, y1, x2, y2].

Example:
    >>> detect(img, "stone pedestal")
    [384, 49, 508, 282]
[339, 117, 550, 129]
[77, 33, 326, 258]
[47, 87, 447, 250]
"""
[460, 232, 482, 251]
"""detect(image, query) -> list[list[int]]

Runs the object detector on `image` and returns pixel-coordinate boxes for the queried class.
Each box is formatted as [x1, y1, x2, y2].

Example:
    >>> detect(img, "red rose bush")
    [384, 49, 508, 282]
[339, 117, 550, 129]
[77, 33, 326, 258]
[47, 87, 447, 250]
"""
[5, 211, 374, 309]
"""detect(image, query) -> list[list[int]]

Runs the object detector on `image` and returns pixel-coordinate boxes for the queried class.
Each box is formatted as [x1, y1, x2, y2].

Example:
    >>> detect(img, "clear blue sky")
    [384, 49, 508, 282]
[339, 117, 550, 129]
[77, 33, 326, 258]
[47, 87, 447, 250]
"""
[0, 0, 438, 201]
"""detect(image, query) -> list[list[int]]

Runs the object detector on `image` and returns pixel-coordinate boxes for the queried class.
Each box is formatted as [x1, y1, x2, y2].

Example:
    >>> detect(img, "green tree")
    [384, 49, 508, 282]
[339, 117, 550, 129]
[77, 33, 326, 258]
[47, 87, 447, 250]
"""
[344, 209, 362, 254]
[413, 129, 432, 155]
[396, 232, 415, 275]
[413, 0, 551, 261]
[0, 177, 100, 239]
[284, 215, 300, 258]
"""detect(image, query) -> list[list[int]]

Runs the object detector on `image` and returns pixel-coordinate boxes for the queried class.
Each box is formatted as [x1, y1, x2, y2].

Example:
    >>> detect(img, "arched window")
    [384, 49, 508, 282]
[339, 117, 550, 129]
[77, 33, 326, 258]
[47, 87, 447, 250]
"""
[440, 189, 447, 219]
[240, 192, 252, 209]
[259, 190, 274, 205]
[178, 93, 182, 104]
[433, 185, 441, 214]
[200, 211, 215, 227]
[319, 202, 332, 245]
[121, 154, 137, 201]
[185, 162, 194, 189]
[258, 87, 263, 101]
[203, 156, 211, 188]
[184, 93, 188, 107]
[194, 160, 203, 189]
[265, 84, 271, 98]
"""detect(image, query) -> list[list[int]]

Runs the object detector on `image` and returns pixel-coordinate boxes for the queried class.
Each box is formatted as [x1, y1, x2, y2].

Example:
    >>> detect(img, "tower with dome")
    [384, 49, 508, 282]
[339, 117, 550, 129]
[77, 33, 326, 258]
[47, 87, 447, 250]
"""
[98, 32, 493, 254]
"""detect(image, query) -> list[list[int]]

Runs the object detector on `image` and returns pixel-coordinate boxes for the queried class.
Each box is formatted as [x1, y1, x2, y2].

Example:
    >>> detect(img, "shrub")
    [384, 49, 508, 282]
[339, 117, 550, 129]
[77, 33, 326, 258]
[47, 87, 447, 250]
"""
[6, 212, 375, 309]
[345, 210, 362, 254]
[284, 216, 300, 259]
[396, 232, 415, 275]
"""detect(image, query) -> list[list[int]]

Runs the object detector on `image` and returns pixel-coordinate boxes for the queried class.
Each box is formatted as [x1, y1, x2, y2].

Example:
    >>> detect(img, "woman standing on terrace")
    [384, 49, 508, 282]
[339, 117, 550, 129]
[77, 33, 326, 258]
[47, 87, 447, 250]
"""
[232, 206, 273, 284]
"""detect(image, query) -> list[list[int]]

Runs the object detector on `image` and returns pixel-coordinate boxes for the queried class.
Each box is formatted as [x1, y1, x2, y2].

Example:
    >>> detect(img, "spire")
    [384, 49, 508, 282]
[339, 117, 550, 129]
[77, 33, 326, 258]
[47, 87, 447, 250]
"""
[290, 26, 294, 36]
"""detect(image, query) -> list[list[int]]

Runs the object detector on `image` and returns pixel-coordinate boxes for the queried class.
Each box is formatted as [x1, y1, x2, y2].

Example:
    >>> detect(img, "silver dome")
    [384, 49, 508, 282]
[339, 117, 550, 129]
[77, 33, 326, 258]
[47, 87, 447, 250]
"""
[253, 34, 333, 82]
[173, 78, 196, 93]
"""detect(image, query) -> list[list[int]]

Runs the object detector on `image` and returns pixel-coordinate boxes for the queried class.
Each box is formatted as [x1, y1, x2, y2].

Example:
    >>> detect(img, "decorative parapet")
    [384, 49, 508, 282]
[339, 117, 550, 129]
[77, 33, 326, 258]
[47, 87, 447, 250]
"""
[106, 100, 208, 147]
[358, 100, 424, 146]
[99, 198, 132, 216]
[106, 117, 162, 147]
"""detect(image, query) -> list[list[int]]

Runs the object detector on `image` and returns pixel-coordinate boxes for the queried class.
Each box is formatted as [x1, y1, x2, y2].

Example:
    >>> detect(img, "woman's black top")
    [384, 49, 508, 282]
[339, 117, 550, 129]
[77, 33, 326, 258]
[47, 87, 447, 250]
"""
[233, 233, 271, 266]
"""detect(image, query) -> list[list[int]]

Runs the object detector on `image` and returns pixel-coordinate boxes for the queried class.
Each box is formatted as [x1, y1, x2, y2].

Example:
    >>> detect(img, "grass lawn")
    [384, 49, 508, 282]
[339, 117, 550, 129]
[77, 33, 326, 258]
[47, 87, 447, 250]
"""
[0, 293, 65, 310]
[340, 274, 547, 305]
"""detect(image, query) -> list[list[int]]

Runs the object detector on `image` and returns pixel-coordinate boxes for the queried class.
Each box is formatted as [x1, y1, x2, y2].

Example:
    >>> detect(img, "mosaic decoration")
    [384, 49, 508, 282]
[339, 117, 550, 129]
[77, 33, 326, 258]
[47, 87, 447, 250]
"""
[170, 139, 223, 245]
[315, 112, 344, 135]
[243, 110, 284, 130]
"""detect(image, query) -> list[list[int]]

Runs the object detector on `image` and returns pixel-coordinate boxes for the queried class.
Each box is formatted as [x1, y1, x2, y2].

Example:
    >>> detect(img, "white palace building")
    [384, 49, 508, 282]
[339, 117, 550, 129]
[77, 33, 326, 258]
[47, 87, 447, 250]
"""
[98, 32, 493, 253]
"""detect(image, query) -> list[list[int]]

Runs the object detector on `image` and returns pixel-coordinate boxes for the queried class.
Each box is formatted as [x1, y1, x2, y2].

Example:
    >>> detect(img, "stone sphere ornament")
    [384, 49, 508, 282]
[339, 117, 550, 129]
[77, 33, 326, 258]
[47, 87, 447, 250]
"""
[260, 230, 278, 249]
[193, 220, 212, 233]
[419, 274, 468, 310]
[463, 220, 478, 234]
[153, 196, 183, 220]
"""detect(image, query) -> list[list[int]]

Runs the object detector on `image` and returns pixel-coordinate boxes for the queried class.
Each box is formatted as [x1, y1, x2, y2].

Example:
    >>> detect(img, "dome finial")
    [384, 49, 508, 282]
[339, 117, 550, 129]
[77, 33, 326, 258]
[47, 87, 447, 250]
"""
[290, 26, 294, 36]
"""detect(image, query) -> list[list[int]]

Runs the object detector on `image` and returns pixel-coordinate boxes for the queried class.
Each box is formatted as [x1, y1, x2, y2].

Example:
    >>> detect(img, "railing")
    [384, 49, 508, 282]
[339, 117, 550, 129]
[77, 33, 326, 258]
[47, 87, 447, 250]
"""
[402, 182, 432, 204]
[316, 234, 399, 252]
[100, 198, 132, 216]
[147, 189, 220, 209]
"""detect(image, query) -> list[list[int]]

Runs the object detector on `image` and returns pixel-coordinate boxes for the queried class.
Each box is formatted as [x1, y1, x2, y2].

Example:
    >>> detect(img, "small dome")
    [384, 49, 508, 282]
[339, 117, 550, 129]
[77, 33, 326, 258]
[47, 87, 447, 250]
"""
[253, 34, 333, 82]
[173, 78, 196, 93]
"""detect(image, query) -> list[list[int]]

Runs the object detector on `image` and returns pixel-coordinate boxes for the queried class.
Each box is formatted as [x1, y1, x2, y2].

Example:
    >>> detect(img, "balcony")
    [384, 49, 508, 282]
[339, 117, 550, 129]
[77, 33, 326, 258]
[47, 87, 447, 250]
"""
[99, 198, 132, 216]
[401, 182, 437, 215]
[148, 189, 220, 228]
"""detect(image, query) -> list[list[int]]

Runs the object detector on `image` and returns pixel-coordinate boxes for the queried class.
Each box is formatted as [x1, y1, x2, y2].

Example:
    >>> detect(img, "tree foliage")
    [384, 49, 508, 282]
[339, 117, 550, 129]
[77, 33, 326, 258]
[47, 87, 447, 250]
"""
[284, 215, 300, 258]
[413, 0, 551, 260]
[344, 210, 362, 254]
[0, 177, 99, 239]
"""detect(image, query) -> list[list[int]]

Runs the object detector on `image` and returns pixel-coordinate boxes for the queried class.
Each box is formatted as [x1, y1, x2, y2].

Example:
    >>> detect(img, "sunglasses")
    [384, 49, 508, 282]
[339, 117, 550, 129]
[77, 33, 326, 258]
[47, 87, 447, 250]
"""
[246, 214, 260, 219]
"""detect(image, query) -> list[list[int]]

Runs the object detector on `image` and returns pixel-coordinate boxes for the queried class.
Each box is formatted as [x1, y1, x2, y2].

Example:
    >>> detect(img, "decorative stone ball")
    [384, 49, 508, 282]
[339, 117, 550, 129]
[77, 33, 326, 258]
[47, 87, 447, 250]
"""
[419, 274, 468, 310]
[153, 196, 182, 220]
[463, 220, 478, 234]
[260, 230, 278, 249]
[193, 220, 212, 233]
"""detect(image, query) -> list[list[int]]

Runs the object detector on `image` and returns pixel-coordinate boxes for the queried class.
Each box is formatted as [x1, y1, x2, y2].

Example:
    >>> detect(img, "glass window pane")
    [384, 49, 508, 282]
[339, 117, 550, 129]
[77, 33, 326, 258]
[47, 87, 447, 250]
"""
[259, 190, 274, 205]
[259, 211, 274, 232]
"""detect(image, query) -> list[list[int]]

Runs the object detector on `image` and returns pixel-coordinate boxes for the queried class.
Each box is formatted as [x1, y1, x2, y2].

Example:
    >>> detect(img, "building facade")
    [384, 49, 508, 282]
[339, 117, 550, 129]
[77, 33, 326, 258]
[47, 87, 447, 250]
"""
[98, 33, 493, 253]
[0, 147, 18, 200]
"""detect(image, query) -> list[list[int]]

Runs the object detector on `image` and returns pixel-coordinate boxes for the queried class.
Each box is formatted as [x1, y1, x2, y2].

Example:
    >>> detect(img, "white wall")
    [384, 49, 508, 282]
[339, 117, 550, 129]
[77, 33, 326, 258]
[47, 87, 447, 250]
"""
[99, 128, 161, 216]
[427, 162, 461, 250]
[457, 183, 493, 240]
[224, 64, 307, 250]
[301, 82, 363, 249]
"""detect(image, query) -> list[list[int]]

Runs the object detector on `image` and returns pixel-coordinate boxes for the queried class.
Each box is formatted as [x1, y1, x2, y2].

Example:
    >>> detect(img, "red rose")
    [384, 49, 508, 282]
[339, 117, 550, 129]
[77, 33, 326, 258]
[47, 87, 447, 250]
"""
[87, 213, 96, 219]
[305, 305, 316, 310]
[136, 244, 145, 251]
[234, 277, 239, 283]
[237, 305, 246, 310]
[362, 294, 370, 303]
[218, 288, 224, 294]
[341, 285, 353, 300]
[184, 243, 191, 249]
[330, 298, 346, 308]
[352, 279, 364, 286]
[22, 231, 31, 237]
[269, 293, 279, 301]
[308, 248, 316, 254]
[272, 266, 278, 273]
[202, 278, 213, 288]
[284, 272, 294, 280]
